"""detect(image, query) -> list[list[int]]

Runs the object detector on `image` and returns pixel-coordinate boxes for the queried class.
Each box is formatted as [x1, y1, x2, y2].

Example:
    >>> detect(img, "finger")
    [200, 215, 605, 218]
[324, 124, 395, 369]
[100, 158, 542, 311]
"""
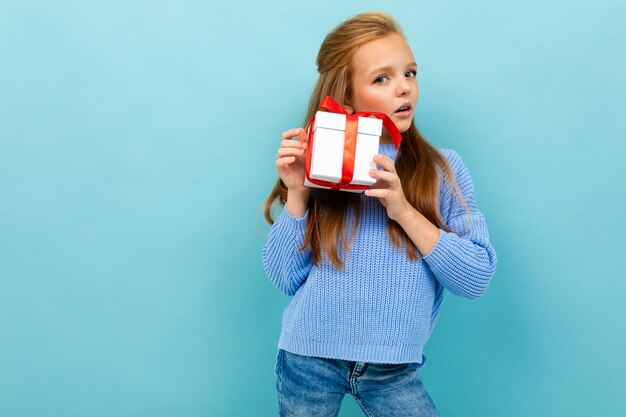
[281, 128, 304, 140]
[369, 168, 398, 184]
[280, 139, 307, 150]
[364, 188, 390, 199]
[277, 146, 305, 158]
[373, 154, 397, 173]
[276, 156, 297, 169]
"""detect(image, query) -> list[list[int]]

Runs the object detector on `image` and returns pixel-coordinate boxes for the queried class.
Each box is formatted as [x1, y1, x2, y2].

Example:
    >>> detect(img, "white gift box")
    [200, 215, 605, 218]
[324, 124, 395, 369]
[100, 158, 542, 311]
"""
[305, 110, 382, 191]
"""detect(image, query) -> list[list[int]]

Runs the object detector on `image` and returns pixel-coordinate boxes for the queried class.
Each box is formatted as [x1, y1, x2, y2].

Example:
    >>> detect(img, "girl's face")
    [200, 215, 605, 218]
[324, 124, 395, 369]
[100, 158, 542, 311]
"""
[345, 33, 418, 137]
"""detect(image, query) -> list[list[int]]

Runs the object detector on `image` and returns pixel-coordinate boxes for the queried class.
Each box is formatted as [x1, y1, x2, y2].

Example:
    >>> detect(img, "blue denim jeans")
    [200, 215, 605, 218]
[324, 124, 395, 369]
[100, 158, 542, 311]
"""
[274, 349, 440, 417]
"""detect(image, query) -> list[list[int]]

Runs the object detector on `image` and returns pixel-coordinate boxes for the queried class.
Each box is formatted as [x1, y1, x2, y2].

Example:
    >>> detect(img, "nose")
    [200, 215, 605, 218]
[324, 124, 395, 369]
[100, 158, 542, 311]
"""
[396, 78, 411, 96]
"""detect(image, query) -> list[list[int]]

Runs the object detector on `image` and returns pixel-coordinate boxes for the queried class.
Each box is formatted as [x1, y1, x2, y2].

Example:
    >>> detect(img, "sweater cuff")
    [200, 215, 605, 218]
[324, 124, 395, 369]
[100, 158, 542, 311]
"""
[422, 228, 451, 265]
[275, 207, 309, 232]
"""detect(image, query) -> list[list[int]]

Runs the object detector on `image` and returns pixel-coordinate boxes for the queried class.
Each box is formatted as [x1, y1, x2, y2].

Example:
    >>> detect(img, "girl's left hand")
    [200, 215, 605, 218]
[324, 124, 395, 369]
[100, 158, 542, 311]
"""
[364, 154, 413, 222]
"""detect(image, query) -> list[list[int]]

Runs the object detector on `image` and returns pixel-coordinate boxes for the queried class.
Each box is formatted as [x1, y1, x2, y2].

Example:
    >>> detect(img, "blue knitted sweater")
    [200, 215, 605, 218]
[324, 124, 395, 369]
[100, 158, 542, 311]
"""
[262, 146, 497, 364]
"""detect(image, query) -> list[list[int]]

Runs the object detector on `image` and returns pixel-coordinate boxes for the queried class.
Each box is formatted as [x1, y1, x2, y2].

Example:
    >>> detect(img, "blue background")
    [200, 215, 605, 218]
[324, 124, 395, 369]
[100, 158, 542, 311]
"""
[1, 1, 625, 416]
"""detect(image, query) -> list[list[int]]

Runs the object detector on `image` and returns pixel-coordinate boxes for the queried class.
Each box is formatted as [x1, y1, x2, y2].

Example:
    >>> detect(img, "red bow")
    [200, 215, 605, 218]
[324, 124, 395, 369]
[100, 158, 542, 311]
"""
[304, 96, 403, 191]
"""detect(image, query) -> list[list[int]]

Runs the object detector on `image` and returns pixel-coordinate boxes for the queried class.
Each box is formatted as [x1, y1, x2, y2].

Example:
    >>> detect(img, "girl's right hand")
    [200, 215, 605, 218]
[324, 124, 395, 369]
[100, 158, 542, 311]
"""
[276, 128, 309, 193]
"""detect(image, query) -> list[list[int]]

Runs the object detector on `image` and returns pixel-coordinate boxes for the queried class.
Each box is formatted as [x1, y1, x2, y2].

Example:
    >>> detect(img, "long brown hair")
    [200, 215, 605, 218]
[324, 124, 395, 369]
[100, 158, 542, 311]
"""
[264, 11, 469, 269]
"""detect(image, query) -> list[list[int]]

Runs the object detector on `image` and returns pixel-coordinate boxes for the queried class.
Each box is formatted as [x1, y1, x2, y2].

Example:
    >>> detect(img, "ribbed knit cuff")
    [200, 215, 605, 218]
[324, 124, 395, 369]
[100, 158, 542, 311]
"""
[275, 208, 309, 239]
[422, 229, 492, 299]
[422, 228, 449, 265]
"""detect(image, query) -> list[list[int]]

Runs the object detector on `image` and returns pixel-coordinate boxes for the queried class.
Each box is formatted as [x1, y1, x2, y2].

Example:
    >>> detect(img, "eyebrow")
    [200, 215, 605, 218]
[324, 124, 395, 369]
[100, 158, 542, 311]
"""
[369, 62, 418, 77]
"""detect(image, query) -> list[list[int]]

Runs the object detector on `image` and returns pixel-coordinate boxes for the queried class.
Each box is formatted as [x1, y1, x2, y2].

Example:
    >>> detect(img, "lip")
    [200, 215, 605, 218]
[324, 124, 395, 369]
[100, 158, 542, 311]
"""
[394, 102, 413, 118]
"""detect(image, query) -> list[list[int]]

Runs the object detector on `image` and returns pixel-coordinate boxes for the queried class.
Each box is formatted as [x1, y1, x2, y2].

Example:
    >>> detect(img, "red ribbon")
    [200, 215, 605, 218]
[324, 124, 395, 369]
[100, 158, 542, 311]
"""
[304, 96, 403, 191]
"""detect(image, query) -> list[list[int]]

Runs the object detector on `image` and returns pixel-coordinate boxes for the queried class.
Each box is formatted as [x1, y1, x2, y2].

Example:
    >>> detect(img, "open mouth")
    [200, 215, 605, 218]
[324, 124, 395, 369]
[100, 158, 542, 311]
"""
[395, 103, 411, 115]
[396, 104, 411, 113]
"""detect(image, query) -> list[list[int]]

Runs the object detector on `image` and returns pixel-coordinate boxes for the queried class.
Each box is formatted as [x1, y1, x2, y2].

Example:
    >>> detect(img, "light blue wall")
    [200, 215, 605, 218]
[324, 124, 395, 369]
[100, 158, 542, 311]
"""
[1, 1, 624, 416]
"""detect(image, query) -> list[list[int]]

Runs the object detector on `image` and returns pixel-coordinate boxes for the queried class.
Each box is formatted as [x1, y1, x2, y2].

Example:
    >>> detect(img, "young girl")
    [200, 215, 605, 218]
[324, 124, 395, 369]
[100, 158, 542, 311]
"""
[262, 11, 496, 417]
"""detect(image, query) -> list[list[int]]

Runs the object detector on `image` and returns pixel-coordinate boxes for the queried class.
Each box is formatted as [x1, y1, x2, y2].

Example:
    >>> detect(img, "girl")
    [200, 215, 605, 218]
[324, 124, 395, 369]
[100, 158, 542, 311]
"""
[262, 11, 497, 417]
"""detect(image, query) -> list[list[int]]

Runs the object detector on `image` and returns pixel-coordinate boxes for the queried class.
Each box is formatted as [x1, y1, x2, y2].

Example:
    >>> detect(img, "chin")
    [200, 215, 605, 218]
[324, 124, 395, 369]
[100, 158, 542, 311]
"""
[395, 119, 413, 133]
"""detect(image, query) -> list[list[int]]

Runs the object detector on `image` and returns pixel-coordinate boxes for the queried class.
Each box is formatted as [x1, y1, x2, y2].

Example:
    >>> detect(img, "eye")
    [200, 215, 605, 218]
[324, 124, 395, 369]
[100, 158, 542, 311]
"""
[374, 75, 389, 84]
[405, 69, 417, 78]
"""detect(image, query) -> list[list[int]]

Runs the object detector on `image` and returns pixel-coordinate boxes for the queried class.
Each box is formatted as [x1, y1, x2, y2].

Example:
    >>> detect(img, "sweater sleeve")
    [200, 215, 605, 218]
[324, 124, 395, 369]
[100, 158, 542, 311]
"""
[261, 208, 313, 296]
[422, 149, 497, 299]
